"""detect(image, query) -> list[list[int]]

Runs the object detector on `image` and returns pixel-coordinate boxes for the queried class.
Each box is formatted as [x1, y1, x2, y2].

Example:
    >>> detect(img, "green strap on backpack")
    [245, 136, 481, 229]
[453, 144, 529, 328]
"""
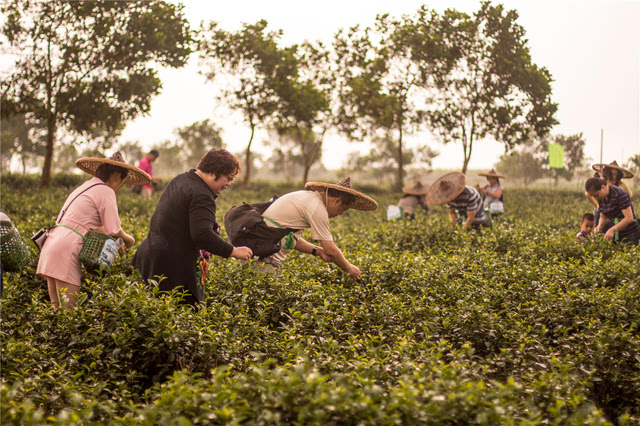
[263, 217, 296, 250]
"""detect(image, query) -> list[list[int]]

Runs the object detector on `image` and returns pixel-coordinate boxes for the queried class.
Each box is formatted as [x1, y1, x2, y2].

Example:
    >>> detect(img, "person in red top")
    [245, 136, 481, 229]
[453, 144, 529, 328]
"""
[137, 149, 160, 198]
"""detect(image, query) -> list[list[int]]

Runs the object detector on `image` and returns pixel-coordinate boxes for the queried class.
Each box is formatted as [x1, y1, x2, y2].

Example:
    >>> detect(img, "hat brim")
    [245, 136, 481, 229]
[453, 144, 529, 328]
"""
[402, 184, 429, 196]
[427, 172, 467, 205]
[478, 172, 506, 179]
[305, 182, 378, 211]
[592, 163, 633, 179]
[76, 157, 152, 185]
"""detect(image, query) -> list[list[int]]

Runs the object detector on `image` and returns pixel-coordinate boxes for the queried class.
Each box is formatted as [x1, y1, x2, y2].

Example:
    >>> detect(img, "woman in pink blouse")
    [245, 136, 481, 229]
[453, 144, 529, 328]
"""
[36, 152, 150, 309]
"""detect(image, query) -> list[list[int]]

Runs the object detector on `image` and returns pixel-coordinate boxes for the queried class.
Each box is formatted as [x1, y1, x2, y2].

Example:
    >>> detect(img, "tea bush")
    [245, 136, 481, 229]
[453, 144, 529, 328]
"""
[1, 177, 639, 424]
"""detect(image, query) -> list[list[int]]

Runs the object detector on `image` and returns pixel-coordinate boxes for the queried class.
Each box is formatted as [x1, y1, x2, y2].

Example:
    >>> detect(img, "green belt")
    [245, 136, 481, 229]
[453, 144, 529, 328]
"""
[56, 224, 86, 240]
[263, 217, 296, 249]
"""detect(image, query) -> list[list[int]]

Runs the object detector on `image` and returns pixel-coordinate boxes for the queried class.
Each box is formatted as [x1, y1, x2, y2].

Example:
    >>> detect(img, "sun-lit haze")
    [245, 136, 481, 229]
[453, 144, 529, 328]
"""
[118, 0, 640, 171]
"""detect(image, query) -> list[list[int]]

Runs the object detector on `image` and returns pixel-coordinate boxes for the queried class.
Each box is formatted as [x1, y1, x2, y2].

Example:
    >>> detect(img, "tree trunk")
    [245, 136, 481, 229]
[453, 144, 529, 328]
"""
[396, 130, 404, 191]
[241, 124, 256, 190]
[40, 115, 56, 188]
[461, 118, 475, 175]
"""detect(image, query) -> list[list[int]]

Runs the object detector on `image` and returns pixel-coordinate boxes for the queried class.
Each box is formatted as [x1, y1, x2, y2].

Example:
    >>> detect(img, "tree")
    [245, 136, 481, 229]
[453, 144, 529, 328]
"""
[625, 154, 640, 188]
[153, 140, 186, 178]
[271, 42, 333, 184]
[343, 133, 438, 184]
[495, 149, 544, 187]
[334, 14, 435, 190]
[175, 119, 224, 168]
[0, 113, 47, 173]
[198, 20, 287, 189]
[536, 133, 587, 186]
[117, 140, 145, 166]
[1, 0, 192, 186]
[424, 2, 558, 174]
[53, 143, 79, 173]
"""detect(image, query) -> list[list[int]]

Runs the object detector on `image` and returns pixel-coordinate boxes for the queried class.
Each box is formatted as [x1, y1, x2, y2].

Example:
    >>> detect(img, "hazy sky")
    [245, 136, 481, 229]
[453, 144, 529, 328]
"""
[120, 0, 640, 171]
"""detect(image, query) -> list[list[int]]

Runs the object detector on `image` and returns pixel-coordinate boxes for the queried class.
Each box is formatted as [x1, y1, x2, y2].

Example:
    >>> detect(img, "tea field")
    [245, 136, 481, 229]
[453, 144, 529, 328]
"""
[1, 174, 639, 425]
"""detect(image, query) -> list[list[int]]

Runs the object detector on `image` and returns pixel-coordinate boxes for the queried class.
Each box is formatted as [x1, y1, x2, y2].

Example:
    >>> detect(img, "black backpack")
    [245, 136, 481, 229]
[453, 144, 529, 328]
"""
[224, 200, 298, 259]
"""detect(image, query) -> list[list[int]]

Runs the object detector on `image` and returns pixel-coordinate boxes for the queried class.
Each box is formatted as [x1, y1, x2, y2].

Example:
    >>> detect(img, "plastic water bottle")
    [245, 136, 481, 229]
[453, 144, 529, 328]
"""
[99, 238, 123, 268]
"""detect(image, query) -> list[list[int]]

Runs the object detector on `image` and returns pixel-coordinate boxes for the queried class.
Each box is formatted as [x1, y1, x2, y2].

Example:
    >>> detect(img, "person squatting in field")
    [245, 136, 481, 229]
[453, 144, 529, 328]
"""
[585, 161, 633, 228]
[585, 176, 640, 246]
[132, 149, 253, 306]
[429, 172, 491, 230]
[397, 182, 430, 220]
[37, 152, 150, 309]
[225, 177, 377, 281]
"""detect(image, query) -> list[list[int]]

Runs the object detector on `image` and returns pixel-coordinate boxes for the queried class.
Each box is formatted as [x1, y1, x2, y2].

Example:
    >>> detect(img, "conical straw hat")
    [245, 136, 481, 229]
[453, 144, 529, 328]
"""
[478, 169, 506, 179]
[592, 161, 633, 179]
[305, 177, 378, 211]
[427, 172, 467, 205]
[76, 151, 152, 185]
[402, 181, 429, 195]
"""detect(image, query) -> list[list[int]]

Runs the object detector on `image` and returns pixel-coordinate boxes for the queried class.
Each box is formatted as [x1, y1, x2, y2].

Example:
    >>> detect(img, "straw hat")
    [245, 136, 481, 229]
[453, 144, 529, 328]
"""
[592, 161, 633, 179]
[305, 177, 378, 211]
[478, 169, 506, 179]
[402, 181, 429, 196]
[427, 172, 467, 205]
[76, 151, 152, 185]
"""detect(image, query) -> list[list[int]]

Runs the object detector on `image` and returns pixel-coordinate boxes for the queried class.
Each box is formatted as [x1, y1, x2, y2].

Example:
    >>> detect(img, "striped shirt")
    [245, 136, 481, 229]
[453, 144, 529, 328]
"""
[598, 185, 640, 238]
[448, 186, 486, 224]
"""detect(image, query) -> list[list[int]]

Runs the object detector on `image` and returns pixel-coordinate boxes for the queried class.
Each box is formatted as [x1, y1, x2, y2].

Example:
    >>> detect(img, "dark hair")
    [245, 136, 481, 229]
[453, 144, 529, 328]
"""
[327, 188, 357, 206]
[602, 167, 622, 186]
[581, 213, 595, 223]
[95, 163, 128, 182]
[197, 149, 240, 178]
[149, 149, 159, 157]
[585, 177, 606, 193]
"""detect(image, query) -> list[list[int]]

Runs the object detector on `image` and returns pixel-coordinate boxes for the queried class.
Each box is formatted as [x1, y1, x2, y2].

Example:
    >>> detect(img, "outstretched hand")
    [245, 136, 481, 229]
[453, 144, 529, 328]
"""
[231, 246, 253, 260]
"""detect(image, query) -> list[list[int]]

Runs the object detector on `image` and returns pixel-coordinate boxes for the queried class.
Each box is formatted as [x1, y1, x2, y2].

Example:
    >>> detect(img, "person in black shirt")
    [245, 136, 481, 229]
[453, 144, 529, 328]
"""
[133, 149, 252, 305]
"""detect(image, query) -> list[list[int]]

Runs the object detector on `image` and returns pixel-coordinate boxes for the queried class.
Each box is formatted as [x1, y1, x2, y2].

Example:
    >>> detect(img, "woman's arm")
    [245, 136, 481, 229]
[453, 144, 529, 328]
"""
[113, 229, 135, 248]
[603, 207, 635, 240]
[595, 212, 609, 234]
[485, 187, 503, 198]
[585, 192, 599, 209]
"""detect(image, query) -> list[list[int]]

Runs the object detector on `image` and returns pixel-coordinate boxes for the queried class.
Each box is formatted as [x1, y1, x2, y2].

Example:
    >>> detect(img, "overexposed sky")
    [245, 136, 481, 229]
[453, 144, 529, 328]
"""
[120, 0, 640, 170]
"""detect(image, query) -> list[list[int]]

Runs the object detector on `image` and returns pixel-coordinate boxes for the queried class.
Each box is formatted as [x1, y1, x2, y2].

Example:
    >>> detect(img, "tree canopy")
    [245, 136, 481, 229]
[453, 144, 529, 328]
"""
[1, 0, 192, 186]
[424, 2, 558, 174]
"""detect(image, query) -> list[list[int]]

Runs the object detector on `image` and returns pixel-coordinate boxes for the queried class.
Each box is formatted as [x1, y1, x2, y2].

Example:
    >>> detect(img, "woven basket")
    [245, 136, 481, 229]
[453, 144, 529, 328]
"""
[0, 220, 31, 272]
[78, 231, 115, 273]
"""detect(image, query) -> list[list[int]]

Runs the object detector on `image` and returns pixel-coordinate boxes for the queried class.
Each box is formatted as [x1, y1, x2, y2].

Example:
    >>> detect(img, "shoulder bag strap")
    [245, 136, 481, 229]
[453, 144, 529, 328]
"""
[56, 183, 106, 223]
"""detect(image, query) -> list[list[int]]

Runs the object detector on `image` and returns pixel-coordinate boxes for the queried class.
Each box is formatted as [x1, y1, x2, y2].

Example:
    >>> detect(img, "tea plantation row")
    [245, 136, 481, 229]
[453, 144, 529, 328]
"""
[1, 177, 639, 425]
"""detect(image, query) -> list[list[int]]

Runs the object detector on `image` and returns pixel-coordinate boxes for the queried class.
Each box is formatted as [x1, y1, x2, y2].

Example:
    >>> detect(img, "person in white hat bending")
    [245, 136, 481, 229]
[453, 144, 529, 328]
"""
[224, 177, 377, 280]
[397, 182, 430, 220]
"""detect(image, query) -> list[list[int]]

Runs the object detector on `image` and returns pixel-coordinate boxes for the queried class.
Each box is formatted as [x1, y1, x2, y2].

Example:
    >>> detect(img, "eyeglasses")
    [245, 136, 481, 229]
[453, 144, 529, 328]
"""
[225, 174, 236, 183]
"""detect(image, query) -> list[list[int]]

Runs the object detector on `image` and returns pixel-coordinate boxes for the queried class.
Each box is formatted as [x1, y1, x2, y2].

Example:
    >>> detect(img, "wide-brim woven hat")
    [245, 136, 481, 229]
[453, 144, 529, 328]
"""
[402, 181, 429, 196]
[305, 177, 378, 211]
[427, 172, 467, 205]
[76, 151, 152, 185]
[478, 169, 506, 179]
[592, 161, 633, 179]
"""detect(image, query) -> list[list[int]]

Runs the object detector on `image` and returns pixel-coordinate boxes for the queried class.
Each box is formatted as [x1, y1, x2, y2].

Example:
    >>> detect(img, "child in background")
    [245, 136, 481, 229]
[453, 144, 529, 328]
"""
[576, 213, 595, 242]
